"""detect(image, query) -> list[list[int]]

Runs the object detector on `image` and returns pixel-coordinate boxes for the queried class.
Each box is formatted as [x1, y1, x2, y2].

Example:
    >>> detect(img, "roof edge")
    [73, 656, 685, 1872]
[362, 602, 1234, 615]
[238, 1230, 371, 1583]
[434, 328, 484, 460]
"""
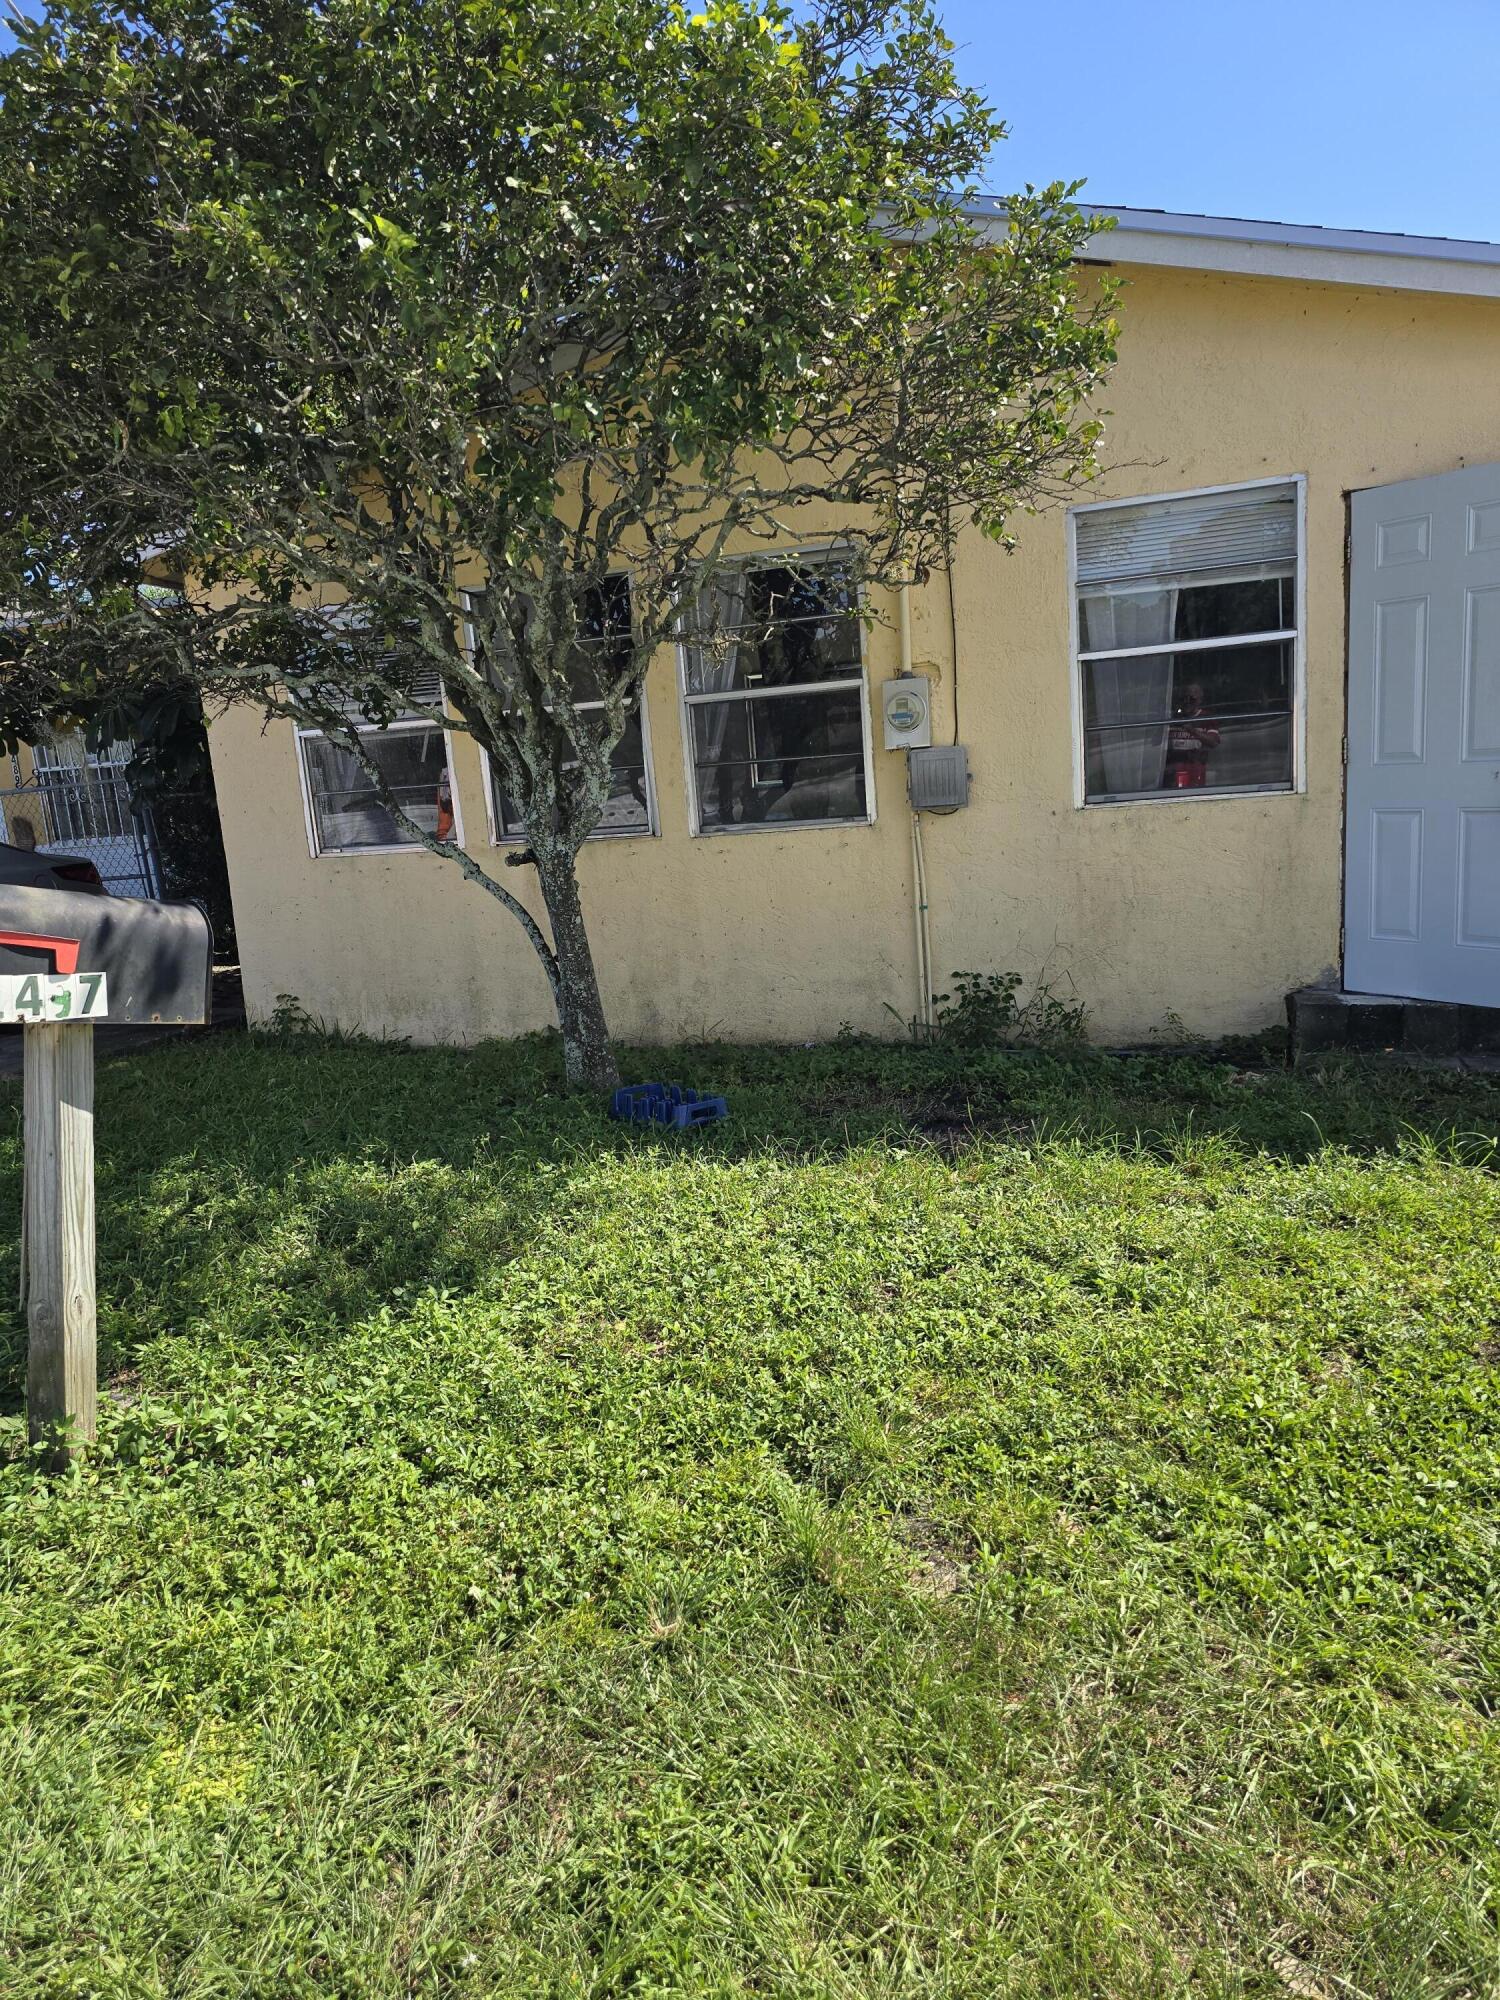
[958, 197, 1500, 300]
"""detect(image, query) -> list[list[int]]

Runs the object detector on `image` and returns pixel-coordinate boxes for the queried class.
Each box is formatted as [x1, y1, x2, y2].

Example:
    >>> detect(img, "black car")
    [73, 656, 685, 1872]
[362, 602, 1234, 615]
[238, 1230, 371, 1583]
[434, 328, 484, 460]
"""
[0, 838, 108, 895]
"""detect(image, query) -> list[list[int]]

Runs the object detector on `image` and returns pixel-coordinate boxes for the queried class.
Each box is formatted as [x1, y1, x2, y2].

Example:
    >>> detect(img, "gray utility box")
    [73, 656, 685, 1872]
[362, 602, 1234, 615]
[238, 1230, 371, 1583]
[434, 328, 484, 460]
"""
[907, 744, 970, 812]
[0, 881, 213, 1024]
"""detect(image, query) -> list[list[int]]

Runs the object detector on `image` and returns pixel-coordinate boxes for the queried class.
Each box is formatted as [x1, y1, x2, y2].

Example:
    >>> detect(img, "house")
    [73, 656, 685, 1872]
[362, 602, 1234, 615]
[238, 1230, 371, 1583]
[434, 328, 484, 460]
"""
[205, 206, 1500, 1048]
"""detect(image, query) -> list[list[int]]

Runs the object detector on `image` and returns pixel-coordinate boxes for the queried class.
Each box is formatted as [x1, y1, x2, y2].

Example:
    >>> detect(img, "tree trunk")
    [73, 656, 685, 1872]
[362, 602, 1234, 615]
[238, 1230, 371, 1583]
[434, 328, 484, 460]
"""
[532, 843, 621, 1093]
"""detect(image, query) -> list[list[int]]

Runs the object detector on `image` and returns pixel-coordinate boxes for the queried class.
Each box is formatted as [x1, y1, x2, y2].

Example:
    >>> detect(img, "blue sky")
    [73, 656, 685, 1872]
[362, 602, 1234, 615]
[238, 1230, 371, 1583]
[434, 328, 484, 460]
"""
[942, 0, 1499, 242]
[3, 1, 1495, 242]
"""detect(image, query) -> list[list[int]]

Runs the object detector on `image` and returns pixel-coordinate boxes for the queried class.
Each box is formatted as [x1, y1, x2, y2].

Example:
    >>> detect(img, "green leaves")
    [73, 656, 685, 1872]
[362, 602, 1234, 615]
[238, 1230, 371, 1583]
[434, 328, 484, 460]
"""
[0, 0, 1103, 581]
[349, 208, 419, 259]
[0, 0, 1116, 1081]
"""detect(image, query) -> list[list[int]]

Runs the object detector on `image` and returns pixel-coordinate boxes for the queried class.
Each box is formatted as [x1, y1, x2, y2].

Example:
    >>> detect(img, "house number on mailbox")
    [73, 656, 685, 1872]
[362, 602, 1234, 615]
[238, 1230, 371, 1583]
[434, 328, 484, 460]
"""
[0, 973, 109, 1025]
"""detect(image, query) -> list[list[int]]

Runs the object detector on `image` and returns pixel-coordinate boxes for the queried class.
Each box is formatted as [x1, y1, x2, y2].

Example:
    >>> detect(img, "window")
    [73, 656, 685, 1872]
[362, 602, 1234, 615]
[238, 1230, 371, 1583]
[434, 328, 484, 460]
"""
[470, 577, 658, 841]
[680, 555, 873, 832]
[295, 666, 459, 857]
[1071, 480, 1301, 804]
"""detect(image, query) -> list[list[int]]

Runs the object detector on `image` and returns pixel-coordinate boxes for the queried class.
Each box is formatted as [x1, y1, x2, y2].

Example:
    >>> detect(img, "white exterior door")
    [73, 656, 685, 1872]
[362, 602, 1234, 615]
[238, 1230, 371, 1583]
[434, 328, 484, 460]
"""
[1346, 464, 1500, 1004]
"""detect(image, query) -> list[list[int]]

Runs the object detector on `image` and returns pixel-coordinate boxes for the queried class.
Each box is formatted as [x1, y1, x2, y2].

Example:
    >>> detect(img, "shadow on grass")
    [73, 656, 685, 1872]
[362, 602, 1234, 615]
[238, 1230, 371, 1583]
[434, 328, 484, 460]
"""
[0, 1026, 1496, 1404]
[644, 1034, 1500, 1165]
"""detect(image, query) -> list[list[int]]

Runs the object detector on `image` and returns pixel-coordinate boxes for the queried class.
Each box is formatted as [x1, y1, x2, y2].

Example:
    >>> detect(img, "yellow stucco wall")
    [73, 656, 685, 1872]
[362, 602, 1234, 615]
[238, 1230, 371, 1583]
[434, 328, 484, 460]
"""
[207, 261, 1500, 1045]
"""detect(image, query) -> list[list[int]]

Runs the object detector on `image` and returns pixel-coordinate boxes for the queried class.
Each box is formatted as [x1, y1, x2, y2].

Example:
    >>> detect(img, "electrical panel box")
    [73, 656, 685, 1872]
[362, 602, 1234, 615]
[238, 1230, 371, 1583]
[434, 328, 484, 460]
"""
[907, 744, 970, 812]
[881, 674, 933, 751]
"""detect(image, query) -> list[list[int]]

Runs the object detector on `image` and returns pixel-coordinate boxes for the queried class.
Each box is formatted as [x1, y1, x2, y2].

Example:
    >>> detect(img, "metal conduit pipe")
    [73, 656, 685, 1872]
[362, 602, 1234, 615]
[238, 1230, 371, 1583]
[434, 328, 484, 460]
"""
[899, 582, 935, 1034]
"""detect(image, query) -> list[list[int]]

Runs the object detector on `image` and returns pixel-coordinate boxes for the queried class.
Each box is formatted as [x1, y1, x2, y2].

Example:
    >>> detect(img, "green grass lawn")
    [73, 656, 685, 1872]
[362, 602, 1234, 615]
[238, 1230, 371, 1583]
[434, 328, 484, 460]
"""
[1, 1030, 1498, 1998]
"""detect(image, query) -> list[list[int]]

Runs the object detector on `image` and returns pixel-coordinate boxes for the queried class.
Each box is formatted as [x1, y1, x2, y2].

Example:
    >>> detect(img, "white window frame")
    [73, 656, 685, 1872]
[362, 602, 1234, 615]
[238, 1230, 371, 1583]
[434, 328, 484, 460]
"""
[676, 545, 877, 838]
[295, 705, 467, 860]
[1067, 473, 1308, 809]
[482, 696, 661, 846]
[459, 589, 661, 846]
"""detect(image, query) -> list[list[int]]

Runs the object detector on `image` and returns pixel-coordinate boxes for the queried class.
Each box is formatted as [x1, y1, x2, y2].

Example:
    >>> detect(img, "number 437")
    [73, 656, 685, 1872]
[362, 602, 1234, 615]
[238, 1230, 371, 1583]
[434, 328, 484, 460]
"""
[6, 973, 107, 1022]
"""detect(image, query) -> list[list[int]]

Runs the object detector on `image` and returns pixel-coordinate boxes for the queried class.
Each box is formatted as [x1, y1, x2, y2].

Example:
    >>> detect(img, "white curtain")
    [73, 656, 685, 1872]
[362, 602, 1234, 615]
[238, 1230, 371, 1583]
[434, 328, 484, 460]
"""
[1084, 586, 1177, 794]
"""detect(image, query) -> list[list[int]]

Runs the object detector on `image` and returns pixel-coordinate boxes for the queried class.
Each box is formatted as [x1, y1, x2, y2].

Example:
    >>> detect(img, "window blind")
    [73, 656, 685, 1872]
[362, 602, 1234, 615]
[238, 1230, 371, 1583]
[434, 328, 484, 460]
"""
[1076, 484, 1297, 586]
[292, 611, 444, 721]
[388, 663, 444, 710]
[297, 667, 443, 721]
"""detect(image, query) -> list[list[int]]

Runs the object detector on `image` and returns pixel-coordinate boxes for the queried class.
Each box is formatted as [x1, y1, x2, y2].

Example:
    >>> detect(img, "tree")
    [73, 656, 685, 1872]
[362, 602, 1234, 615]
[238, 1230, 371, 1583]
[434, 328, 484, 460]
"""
[0, 0, 1116, 1089]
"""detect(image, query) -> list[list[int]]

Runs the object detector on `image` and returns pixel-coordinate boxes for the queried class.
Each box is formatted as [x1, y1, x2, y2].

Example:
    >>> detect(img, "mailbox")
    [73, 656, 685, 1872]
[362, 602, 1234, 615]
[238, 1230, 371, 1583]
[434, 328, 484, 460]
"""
[6, 880, 214, 1465]
[0, 881, 212, 1026]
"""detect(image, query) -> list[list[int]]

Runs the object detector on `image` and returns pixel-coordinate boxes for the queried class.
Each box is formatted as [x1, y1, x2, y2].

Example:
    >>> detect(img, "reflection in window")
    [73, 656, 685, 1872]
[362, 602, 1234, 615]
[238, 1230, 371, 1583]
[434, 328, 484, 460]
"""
[680, 558, 870, 831]
[1073, 484, 1299, 802]
[474, 576, 658, 841]
[493, 709, 654, 839]
[293, 630, 454, 855]
[299, 720, 452, 854]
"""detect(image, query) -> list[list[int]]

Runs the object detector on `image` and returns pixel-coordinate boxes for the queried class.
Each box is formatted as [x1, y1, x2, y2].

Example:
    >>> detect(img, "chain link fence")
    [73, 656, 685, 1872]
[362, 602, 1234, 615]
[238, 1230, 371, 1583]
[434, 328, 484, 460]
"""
[3, 740, 163, 899]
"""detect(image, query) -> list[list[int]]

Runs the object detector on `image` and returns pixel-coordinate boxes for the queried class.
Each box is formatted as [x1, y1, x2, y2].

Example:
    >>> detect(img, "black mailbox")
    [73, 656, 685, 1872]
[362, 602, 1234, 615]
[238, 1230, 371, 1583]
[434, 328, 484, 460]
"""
[0, 882, 213, 1025]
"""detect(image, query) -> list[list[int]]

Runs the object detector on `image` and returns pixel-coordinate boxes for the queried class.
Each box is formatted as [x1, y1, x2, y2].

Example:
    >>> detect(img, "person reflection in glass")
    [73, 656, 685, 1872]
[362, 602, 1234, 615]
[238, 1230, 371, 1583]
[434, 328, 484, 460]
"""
[1166, 680, 1221, 788]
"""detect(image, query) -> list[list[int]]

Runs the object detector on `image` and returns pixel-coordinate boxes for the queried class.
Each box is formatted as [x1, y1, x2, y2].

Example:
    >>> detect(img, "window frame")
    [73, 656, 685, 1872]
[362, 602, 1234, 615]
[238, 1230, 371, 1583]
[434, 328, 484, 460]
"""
[676, 545, 878, 838]
[459, 588, 661, 847]
[294, 706, 467, 860]
[1067, 474, 1308, 809]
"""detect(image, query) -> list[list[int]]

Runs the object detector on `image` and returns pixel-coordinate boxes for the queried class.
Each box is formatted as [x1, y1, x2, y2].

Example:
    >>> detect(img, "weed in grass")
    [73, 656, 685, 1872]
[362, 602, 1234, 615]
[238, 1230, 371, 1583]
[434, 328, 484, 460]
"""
[931, 968, 1090, 1048]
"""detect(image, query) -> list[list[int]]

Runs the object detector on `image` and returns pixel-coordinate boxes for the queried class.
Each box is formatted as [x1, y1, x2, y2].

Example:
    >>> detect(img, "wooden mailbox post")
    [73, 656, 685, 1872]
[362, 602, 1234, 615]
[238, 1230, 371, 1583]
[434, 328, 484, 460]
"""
[3, 883, 212, 1466]
[24, 1018, 99, 1463]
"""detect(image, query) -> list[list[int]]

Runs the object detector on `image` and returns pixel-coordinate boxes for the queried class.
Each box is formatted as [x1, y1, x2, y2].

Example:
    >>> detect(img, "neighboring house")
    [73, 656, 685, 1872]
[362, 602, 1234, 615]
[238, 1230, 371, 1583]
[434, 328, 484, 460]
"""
[205, 206, 1500, 1046]
[3, 732, 164, 899]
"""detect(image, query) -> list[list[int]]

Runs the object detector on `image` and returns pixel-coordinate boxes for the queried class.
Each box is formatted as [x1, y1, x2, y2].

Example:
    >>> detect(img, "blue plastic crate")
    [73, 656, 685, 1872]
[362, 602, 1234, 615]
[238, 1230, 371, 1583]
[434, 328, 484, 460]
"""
[610, 1082, 728, 1129]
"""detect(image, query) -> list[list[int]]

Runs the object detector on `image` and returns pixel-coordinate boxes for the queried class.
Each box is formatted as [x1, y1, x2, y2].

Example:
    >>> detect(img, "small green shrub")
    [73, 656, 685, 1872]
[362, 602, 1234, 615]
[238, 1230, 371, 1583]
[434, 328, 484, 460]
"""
[932, 968, 1088, 1048]
[265, 991, 320, 1036]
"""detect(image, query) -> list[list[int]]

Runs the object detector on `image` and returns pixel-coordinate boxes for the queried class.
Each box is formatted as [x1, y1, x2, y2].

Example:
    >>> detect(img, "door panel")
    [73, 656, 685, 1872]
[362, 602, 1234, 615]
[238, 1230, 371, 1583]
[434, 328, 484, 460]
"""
[1457, 811, 1500, 945]
[1369, 810, 1422, 940]
[1346, 465, 1500, 1004]
[1464, 588, 1500, 757]
[1372, 597, 1427, 762]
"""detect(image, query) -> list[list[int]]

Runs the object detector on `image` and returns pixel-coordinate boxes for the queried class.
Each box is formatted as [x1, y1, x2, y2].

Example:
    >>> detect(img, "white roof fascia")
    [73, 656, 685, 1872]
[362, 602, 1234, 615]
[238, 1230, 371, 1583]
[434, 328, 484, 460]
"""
[957, 197, 1500, 300]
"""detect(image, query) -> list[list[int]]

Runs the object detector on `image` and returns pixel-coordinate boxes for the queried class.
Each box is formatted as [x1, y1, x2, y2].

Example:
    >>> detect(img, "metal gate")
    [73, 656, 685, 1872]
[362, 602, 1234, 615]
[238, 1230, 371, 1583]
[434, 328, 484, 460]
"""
[3, 737, 163, 900]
